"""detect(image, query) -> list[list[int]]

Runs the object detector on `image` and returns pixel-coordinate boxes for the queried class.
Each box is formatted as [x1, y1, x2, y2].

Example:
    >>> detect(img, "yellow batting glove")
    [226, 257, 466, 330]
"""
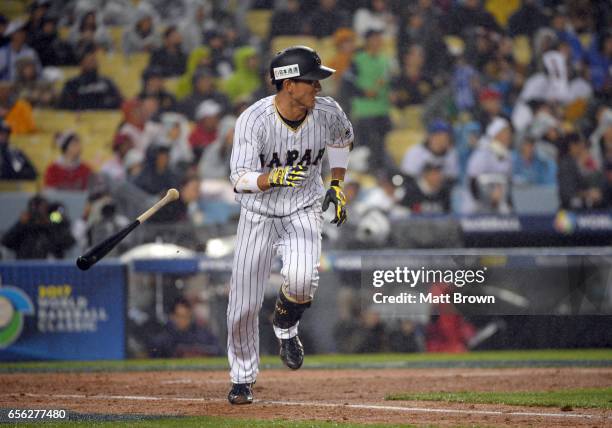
[322, 179, 347, 227]
[268, 165, 309, 188]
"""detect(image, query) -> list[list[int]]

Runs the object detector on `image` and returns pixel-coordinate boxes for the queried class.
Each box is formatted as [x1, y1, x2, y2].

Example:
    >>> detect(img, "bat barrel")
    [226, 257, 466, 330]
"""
[75, 188, 179, 271]
[76, 220, 140, 270]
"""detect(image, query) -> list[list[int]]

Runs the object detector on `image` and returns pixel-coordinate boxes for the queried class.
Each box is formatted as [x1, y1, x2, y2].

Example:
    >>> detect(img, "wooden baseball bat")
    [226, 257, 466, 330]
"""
[76, 188, 180, 271]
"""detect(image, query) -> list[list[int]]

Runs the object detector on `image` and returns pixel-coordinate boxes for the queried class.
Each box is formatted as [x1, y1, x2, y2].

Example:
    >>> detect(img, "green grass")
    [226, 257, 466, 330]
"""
[16, 416, 420, 428]
[386, 387, 612, 409]
[1, 349, 611, 373]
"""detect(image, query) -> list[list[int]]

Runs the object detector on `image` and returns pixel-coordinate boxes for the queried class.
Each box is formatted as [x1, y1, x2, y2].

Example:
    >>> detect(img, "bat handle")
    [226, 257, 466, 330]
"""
[137, 188, 180, 223]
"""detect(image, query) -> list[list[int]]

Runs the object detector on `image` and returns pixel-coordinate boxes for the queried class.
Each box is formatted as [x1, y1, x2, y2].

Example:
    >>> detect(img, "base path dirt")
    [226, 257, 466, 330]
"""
[1, 367, 611, 427]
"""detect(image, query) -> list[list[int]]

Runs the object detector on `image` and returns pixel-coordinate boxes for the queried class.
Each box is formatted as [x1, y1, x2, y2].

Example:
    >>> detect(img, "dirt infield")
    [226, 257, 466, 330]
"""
[2, 367, 611, 427]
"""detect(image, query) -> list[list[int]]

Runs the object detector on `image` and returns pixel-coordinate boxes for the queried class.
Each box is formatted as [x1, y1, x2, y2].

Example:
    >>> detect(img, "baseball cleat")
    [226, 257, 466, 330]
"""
[279, 336, 304, 370]
[228, 383, 254, 405]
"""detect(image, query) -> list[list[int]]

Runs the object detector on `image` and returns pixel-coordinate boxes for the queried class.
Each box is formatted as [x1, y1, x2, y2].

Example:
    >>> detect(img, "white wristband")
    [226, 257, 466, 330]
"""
[234, 171, 263, 193]
[327, 145, 350, 169]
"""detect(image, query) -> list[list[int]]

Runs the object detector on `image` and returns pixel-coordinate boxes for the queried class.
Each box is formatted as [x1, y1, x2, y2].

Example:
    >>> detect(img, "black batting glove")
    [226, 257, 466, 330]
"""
[322, 179, 347, 227]
[268, 165, 309, 188]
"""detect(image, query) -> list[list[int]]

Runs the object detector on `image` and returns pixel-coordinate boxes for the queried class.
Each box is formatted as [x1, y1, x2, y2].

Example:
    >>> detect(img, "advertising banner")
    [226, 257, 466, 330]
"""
[0, 261, 126, 361]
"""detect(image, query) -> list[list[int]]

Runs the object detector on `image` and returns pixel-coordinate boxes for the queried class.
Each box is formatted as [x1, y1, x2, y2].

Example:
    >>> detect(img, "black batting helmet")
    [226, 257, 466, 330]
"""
[270, 46, 335, 84]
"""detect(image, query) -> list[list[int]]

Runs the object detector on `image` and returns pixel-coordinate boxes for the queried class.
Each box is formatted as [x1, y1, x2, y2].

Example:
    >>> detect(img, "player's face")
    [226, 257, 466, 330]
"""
[289, 79, 321, 109]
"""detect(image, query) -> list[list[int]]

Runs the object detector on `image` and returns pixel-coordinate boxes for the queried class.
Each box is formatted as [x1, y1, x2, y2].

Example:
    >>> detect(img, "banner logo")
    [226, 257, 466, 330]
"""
[0, 285, 35, 348]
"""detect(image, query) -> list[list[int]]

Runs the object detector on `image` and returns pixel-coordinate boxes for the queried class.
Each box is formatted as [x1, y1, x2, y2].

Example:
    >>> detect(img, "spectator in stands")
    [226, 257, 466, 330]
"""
[203, 30, 234, 79]
[549, 6, 584, 67]
[198, 115, 235, 186]
[68, 8, 112, 52]
[118, 96, 158, 154]
[348, 29, 392, 173]
[58, 43, 122, 110]
[139, 66, 176, 113]
[44, 131, 93, 191]
[100, 133, 135, 181]
[220, 46, 260, 103]
[512, 137, 557, 186]
[180, 0, 216, 55]
[518, 48, 576, 107]
[400, 162, 452, 214]
[0, 82, 36, 134]
[30, 15, 76, 66]
[2, 195, 75, 259]
[401, 119, 459, 181]
[445, 0, 501, 36]
[396, 6, 449, 80]
[13, 56, 56, 107]
[353, 0, 396, 38]
[305, 0, 350, 38]
[269, 0, 304, 38]
[175, 47, 212, 99]
[189, 99, 221, 162]
[590, 107, 612, 168]
[178, 68, 230, 120]
[475, 87, 503, 130]
[507, 0, 549, 38]
[221, 17, 251, 53]
[390, 44, 433, 108]
[144, 0, 188, 26]
[148, 26, 187, 78]
[558, 132, 608, 210]
[149, 174, 202, 224]
[465, 117, 514, 214]
[512, 97, 549, 140]
[122, 4, 161, 55]
[586, 31, 612, 94]
[454, 120, 481, 181]
[150, 298, 222, 358]
[151, 112, 194, 168]
[557, 44, 594, 106]
[532, 27, 559, 64]
[24, 0, 50, 43]
[452, 54, 479, 113]
[0, 19, 41, 82]
[328, 28, 357, 83]
[124, 148, 144, 181]
[528, 108, 563, 162]
[328, 28, 357, 108]
[463, 26, 500, 73]
[133, 143, 180, 195]
[0, 120, 36, 180]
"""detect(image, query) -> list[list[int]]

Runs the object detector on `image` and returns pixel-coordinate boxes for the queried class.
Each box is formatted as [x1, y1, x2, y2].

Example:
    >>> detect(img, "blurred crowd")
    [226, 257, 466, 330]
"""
[0, 0, 611, 260]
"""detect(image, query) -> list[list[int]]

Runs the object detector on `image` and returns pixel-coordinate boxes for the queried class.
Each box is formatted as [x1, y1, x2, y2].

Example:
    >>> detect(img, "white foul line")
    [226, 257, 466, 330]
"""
[265, 399, 604, 419]
[10, 393, 609, 421]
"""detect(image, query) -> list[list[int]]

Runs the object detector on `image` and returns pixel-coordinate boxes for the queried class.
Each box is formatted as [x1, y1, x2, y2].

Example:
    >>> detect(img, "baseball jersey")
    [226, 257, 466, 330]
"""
[230, 95, 353, 216]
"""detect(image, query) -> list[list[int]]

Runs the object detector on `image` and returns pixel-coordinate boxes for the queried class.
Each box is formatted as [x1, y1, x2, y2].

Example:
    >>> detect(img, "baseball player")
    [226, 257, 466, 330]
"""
[227, 46, 353, 404]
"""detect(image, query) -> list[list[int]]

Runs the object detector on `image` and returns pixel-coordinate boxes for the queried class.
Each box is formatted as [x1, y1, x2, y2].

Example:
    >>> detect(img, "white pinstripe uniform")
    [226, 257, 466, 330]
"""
[228, 94, 353, 384]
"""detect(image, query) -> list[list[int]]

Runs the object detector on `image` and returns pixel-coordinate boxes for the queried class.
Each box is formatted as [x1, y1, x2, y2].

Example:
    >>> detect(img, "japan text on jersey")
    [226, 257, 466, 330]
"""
[230, 95, 353, 217]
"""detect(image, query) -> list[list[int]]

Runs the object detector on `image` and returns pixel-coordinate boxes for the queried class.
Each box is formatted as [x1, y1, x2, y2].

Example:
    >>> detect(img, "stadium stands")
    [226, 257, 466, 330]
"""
[0, 0, 609, 262]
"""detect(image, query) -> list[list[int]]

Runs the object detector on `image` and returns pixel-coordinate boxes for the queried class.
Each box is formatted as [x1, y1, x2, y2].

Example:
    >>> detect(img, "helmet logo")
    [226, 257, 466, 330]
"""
[273, 64, 301, 80]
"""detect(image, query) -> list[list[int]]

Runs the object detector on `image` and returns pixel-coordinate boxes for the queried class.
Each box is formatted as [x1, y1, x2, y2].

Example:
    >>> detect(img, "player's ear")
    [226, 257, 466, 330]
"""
[283, 79, 294, 93]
